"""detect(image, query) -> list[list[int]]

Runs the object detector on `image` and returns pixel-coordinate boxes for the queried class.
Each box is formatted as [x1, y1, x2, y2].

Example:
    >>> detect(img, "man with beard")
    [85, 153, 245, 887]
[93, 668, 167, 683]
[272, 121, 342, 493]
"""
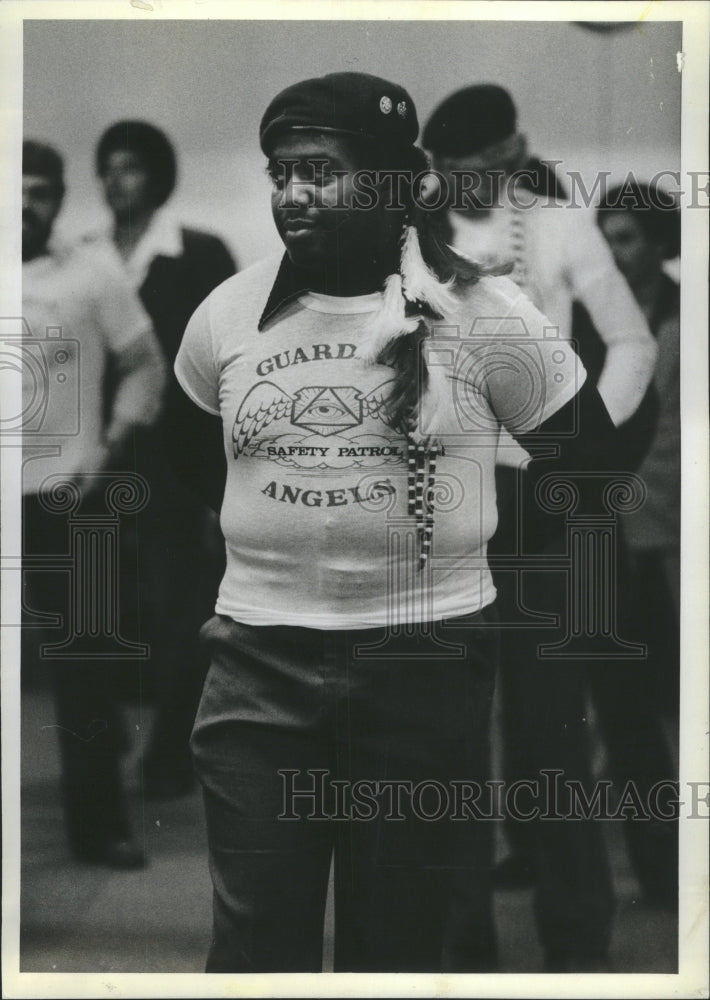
[423, 85, 659, 970]
[22, 140, 165, 867]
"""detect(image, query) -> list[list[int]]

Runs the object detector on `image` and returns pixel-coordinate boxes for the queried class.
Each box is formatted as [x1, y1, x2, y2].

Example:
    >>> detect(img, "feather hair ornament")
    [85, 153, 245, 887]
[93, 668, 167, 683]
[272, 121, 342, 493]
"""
[410, 361, 451, 442]
[361, 225, 458, 366]
[400, 225, 457, 316]
[358, 222, 461, 569]
[358, 272, 419, 366]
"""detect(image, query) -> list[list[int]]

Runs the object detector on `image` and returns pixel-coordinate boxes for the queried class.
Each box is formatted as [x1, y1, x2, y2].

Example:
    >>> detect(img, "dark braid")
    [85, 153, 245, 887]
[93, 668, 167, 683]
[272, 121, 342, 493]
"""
[377, 317, 431, 435]
[354, 143, 500, 568]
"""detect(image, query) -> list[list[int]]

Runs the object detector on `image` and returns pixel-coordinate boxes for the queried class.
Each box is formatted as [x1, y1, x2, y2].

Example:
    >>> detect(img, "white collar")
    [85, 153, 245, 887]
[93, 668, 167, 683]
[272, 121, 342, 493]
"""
[84, 209, 184, 289]
[299, 290, 383, 314]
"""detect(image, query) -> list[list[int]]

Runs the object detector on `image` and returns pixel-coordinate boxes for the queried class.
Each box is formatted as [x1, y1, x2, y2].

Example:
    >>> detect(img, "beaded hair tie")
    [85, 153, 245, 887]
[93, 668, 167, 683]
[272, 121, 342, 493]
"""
[508, 205, 528, 291]
[406, 434, 438, 570]
[360, 222, 456, 571]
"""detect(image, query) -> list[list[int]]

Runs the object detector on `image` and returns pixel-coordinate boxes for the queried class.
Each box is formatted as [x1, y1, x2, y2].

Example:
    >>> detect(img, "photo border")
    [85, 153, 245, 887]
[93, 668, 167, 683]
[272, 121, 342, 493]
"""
[1, 2, 707, 997]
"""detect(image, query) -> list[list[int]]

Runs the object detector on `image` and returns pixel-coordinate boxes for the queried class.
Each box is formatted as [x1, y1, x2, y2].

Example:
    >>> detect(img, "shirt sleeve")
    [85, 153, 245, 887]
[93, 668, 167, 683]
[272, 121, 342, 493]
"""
[563, 211, 657, 426]
[93, 255, 154, 350]
[91, 255, 166, 427]
[479, 286, 587, 436]
[174, 295, 221, 415]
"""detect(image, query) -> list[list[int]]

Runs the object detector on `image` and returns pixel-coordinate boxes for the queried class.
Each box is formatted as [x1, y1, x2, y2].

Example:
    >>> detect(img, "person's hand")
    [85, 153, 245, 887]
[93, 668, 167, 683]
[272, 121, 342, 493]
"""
[103, 417, 137, 470]
[71, 442, 111, 498]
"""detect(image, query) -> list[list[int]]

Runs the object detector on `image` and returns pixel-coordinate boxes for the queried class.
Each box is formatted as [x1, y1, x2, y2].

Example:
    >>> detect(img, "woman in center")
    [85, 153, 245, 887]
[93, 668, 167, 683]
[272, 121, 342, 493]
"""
[173, 72, 630, 973]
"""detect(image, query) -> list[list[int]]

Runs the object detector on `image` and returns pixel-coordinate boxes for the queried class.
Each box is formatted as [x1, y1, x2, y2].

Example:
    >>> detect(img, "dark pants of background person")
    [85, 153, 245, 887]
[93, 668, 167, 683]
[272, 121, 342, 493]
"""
[489, 465, 616, 968]
[191, 608, 500, 973]
[491, 465, 679, 968]
[22, 492, 139, 858]
[121, 430, 224, 795]
[587, 540, 679, 909]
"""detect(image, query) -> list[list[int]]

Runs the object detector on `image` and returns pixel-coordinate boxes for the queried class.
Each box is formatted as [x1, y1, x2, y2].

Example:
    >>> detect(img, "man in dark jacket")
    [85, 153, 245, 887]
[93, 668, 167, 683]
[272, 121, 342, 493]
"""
[86, 120, 238, 798]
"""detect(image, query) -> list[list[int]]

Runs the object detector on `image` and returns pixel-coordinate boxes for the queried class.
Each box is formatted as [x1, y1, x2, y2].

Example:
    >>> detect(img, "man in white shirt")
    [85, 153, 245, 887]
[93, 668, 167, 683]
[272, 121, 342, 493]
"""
[423, 85, 658, 971]
[22, 140, 165, 868]
[423, 84, 656, 429]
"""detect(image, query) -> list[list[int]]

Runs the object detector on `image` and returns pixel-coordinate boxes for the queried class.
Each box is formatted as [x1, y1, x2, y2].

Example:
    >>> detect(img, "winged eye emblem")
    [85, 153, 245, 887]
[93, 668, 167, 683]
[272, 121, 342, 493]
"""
[290, 386, 362, 435]
[232, 379, 394, 457]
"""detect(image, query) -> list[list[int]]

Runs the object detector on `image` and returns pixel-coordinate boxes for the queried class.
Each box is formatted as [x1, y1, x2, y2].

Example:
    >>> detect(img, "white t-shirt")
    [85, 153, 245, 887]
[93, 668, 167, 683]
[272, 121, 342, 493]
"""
[175, 255, 585, 629]
[22, 242, 154, 495]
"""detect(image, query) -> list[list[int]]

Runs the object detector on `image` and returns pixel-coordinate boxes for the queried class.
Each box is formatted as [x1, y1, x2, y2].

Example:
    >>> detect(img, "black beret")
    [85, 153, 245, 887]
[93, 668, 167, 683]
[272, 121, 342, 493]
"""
[422, 84, 517, 157]
[23, 140, 64, 188]
[260, 72, 419, 155]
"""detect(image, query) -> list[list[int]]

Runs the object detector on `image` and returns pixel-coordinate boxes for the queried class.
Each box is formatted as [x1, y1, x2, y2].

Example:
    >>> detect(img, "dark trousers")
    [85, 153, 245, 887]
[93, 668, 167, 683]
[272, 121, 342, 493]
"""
[497, 621, 616, 963]
[120, 432, 223, 775]
[490, 466, 616, 963]
[588, 545, 679, 907]
[491, 465, 678, 964]
[498, 541, 678, 918]
[22, 493, 136, 855]
[191, 609, 500, 973]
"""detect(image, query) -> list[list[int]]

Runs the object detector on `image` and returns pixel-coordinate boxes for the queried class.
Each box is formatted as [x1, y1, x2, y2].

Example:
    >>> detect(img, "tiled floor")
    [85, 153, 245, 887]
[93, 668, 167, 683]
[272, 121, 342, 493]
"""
[17, 687, 678, 974]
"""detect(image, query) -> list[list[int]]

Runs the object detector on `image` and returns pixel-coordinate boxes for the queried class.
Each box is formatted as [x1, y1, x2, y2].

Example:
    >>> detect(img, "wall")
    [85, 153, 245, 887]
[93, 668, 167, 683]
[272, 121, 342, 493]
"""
[24, 18, 682, 266]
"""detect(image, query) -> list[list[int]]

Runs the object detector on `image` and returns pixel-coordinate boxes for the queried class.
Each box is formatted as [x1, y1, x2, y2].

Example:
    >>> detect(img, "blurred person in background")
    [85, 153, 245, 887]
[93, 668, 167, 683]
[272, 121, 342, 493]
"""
[84, 120, 238, 799]
[596, 181, 680, 605]
[423, 84, 659, 971]
[422, 84, 657, 432]
[22, 139, 165, 867]
[587, 180, 680, 909]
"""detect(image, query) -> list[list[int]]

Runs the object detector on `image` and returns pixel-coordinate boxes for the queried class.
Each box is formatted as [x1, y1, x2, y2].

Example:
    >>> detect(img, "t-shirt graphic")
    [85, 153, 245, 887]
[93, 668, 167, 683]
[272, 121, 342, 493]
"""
[175, 257, 585, 627]
[233, 378, 404, 470]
